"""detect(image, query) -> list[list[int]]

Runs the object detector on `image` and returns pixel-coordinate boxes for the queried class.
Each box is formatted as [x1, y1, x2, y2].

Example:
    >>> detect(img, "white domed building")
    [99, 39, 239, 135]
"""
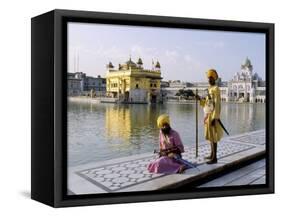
[221, 57, 266, 103]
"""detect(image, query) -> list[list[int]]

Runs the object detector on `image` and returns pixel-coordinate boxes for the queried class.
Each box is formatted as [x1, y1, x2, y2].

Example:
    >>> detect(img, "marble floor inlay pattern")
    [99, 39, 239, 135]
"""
[228, 130, 265, 145]
[76, 139, 256, 192]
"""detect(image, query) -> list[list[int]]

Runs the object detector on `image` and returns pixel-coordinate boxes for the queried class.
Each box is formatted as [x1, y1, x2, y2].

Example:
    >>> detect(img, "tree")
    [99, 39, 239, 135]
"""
[175, 89, 195, 99]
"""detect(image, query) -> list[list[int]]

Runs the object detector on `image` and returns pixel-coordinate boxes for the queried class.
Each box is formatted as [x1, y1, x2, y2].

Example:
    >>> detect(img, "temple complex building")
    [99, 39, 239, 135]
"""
[162, 57, 266, 103]
[105, 57, 163, 103]
[221, 57, 266, 103]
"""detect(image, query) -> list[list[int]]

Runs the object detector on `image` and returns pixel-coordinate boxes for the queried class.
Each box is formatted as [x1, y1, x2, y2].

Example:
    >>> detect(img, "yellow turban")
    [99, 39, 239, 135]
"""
[157, 114, 170, 128]
[206, 69, 218, 80]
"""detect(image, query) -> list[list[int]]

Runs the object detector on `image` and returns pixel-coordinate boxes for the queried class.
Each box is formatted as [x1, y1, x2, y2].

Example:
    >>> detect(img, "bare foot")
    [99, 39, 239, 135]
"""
[204, 155, 212, 160]
[206, 158, 218, 164]
[178, 165, 187, 174]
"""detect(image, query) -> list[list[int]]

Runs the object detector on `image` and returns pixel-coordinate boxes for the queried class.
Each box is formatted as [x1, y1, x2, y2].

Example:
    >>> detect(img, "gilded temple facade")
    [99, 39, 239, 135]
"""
[105, 57, 163, 103]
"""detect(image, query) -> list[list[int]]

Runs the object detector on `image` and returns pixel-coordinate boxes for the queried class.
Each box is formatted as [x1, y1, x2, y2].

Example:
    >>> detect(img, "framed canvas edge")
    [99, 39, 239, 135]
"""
[48, 9, 274, 207]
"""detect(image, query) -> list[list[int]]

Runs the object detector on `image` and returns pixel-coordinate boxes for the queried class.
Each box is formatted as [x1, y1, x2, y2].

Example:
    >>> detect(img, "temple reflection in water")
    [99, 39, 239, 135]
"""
[67, 101, 265, 167]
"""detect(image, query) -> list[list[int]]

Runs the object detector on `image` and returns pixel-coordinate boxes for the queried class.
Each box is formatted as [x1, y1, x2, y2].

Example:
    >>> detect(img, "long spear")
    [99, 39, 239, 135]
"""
[195, 89, 198, 158]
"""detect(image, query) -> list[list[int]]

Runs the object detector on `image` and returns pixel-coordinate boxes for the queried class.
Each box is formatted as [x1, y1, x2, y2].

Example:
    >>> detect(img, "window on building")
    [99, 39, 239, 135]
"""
[154, 84, 157, 87]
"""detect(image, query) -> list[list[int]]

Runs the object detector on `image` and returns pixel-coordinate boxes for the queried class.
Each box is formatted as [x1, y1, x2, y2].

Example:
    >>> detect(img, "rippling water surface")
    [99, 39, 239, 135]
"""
[67, 101, 265, 167]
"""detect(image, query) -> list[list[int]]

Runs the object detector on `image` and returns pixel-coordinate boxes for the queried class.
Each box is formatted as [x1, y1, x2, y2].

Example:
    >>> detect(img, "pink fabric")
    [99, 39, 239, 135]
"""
[159, 129, 184, 152]
[147, 129, 185, 174]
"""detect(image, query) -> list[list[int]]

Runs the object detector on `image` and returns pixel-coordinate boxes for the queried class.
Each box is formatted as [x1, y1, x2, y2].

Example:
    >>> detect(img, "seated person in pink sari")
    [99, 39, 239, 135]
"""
[148, 114, 187, 174]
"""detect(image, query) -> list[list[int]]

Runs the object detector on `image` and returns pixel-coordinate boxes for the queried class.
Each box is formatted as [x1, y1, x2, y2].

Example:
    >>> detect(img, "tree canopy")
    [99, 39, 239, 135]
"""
[175, 89, 195, 99]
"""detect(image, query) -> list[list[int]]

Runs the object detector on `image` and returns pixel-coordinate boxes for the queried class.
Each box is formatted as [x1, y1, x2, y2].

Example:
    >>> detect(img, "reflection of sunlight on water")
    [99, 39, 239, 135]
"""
[67, 101, 265, 166]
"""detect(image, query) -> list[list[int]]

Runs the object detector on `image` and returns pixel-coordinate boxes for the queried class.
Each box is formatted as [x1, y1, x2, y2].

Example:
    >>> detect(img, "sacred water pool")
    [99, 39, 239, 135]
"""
[67, 101, 265, 167]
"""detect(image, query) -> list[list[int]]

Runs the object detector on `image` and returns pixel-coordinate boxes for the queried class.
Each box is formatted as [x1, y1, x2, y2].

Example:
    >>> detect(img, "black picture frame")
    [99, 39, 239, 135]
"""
[31, 9, 274, 207]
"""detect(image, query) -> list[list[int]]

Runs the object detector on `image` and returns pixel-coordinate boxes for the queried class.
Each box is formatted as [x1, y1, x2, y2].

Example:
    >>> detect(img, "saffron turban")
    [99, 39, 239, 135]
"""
[157, 114, 170, 128]
[206, 69, 218, 80]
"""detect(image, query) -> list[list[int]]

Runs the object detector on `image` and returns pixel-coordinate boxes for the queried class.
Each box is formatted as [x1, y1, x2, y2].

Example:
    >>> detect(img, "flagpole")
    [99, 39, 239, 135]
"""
[196, 89, 198, 158]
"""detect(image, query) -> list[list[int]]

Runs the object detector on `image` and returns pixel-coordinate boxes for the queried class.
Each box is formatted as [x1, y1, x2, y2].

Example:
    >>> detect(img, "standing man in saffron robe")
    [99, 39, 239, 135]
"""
[196, 69, 224, 164]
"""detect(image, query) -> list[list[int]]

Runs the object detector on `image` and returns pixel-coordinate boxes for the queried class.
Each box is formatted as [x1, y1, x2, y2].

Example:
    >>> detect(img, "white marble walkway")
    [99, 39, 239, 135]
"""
[68, 129, 265, 194]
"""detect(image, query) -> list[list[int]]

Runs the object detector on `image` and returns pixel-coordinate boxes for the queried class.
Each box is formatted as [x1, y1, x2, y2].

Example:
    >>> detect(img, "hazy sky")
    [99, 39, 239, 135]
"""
[67, 22, 266, 82]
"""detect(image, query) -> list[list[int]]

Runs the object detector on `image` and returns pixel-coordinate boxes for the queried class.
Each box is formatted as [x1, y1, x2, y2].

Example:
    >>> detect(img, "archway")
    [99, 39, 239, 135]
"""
[151, 95, 157, 103]
[124, 91, 129, 102]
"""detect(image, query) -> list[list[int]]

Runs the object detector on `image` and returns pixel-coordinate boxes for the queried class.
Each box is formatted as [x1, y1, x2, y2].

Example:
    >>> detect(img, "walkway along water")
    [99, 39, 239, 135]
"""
[68, 129, 265, 194]
[198, 158, 266, 187]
